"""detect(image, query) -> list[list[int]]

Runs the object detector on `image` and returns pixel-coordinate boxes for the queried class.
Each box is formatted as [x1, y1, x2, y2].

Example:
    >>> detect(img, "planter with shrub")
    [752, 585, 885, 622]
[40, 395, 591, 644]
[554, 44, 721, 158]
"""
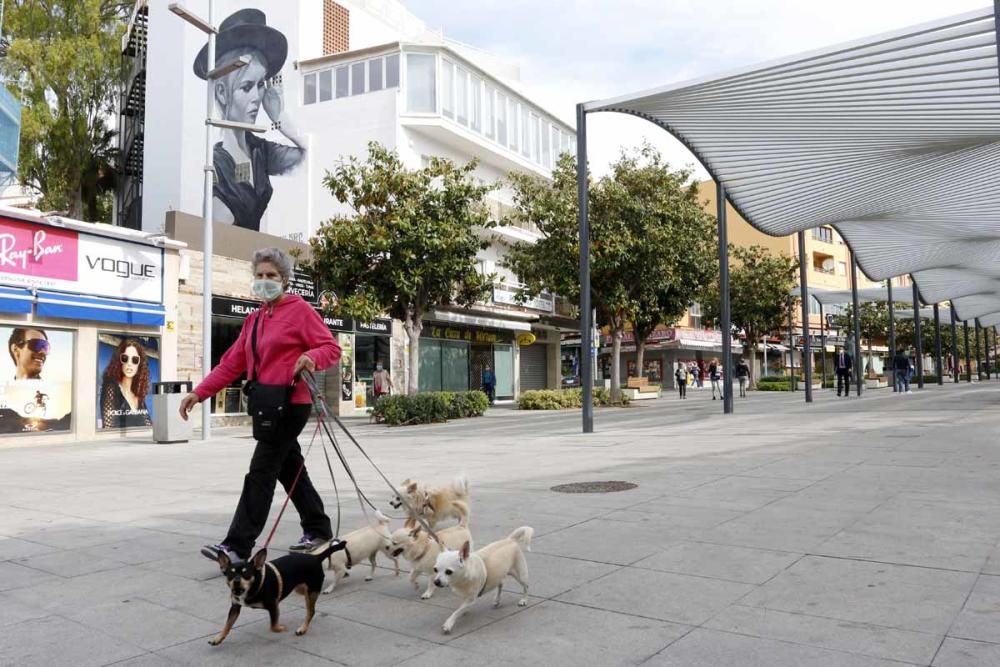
[518, 387, 628, 410]
[371, 391, 489, 426]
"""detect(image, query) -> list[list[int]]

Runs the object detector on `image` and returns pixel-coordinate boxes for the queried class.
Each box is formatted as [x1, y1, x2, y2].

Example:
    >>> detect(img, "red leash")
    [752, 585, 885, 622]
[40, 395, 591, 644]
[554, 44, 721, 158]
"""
[260, 419, 321, 550]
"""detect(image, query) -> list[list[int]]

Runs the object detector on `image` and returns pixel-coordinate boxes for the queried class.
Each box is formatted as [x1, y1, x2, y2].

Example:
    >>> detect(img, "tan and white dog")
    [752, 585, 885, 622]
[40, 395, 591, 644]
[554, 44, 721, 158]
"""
[323, 511, 398, 594]
[432, 526, 533, 634]
[385, 524, 474, 600]
[390, 476, 470, 529]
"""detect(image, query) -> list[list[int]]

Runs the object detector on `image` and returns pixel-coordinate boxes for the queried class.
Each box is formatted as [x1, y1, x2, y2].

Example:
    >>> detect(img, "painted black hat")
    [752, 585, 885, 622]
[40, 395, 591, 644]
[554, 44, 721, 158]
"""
[193, 8, 288, 80]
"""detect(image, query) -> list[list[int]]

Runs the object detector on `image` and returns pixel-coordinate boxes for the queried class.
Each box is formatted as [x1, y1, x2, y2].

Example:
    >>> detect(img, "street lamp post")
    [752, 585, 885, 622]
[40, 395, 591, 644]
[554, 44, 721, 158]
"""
[170, 2, 266, 440]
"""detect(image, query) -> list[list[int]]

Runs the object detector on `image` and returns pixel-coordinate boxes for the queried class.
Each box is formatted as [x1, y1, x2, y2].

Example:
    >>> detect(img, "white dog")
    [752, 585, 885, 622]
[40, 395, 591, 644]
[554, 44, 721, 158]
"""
[390, 476, 469, 529]
[323, 511, 398, 594]
[385, 524, 474, 600]
[432, 526, 533, 634]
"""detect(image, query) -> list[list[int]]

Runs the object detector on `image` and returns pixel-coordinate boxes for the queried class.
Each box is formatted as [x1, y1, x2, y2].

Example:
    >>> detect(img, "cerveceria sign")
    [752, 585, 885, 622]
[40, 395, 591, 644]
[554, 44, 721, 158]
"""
[0, 216, 163, 303]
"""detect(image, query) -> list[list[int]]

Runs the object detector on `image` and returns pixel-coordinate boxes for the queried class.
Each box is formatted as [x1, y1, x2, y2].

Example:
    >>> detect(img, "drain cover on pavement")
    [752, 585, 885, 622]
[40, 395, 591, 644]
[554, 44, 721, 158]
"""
[550, 481, 638, 494]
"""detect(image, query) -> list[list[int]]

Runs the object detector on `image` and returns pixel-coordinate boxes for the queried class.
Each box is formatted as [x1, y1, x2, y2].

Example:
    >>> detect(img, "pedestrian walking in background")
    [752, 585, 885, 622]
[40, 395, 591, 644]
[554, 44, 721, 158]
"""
[481, 365, 496, 404]
[735, 357, 751, 397]
[893, 347, 911, 394]
[835, 347, 853, 397]
[675, 363, 689, 399]
[709, 360, 722, 400]
[373, 361, 393, 400]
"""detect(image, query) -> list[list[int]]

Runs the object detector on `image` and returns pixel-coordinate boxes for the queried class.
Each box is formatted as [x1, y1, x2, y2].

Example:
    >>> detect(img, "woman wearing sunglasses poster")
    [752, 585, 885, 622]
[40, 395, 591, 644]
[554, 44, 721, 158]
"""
[100, 337, 152, 428]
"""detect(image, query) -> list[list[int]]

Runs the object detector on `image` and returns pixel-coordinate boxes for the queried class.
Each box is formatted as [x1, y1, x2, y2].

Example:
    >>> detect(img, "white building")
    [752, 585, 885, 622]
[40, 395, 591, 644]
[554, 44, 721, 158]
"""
[121, 0, 577, 415]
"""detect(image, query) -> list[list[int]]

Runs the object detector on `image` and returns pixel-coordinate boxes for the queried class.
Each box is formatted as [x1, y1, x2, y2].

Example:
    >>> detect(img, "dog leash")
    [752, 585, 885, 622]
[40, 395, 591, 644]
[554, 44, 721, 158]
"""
[259, 418, 321, 550]
[301, 371, 443, 545]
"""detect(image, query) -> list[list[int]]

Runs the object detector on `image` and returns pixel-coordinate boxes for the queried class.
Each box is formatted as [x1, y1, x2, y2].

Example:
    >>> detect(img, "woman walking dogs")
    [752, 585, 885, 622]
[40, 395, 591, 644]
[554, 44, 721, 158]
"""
[179, 248, 341, 563]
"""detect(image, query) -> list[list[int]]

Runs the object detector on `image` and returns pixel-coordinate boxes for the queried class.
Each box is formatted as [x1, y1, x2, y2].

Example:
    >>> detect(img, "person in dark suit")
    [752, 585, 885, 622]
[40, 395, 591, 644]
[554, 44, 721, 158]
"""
[835, 348, 853, 397]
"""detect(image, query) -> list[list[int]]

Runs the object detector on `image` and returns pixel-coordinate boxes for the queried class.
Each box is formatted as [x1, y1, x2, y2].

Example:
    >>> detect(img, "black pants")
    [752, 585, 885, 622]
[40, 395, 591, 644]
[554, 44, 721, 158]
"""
[225, 404, 331, 558]
[836, 370, 851, 396]
[483, 384, 495, 403]
[678, 382, 686, 398]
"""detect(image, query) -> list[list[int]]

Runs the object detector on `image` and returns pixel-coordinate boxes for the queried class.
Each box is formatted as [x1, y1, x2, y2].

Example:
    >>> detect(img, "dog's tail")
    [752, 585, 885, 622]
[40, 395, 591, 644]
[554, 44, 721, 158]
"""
[507, 526, 533, 551]
[314, 539, 349, 561]
[452, 475, 470, 499]
[452, 499, 471, 528]
[373, 510, 391, 526]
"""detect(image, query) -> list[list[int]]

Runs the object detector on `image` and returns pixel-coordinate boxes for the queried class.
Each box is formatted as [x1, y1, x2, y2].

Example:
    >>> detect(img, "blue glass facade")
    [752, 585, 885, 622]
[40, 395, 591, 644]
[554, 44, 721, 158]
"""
[0, 84, 21, 183]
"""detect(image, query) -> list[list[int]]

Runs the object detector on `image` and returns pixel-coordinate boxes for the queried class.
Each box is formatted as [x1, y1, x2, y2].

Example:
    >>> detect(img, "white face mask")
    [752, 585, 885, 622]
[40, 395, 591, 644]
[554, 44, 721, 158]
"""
[252, 279, 284, 302]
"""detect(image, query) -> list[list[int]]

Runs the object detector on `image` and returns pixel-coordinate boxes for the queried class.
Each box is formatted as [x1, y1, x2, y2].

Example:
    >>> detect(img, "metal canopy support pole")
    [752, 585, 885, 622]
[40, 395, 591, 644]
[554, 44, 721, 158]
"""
[200, 0, 215, 441]
[819, 303, 827, 390]
[787, 295, 795, 391]
[798, 232, 812, 402]
[850, 254, 862, 397]
[576, 104, 593, 433]
[912, 282, 923, 389]
[975, 319, 983, 381]
[888, 280, 895, 392]
[933, 304, 943, 385]
[951, 304, 960, 383]
[964, 321, 972, 383]
[717, 182, 733, 414]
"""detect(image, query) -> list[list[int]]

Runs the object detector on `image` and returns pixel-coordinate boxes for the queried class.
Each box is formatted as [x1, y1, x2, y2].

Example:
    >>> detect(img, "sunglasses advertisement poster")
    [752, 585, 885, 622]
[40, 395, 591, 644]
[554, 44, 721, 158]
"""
[0, 326, 74, 434]
[97, 333, 160, 429]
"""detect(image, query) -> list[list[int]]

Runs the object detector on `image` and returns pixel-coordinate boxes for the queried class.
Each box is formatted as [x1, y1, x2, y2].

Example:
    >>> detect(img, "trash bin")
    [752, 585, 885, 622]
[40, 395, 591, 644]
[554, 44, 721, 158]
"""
[152, 381, 193, 443]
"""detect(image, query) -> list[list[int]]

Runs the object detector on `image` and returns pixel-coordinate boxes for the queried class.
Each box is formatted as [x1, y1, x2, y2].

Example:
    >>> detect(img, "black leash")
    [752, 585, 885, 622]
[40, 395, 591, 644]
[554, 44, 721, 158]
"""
[301, 371, 443, 545]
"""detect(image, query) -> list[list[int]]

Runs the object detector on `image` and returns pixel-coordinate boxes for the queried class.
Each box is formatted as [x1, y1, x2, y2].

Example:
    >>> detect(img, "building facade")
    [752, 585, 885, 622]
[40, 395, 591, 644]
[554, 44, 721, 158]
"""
[119, 0, 576, 416]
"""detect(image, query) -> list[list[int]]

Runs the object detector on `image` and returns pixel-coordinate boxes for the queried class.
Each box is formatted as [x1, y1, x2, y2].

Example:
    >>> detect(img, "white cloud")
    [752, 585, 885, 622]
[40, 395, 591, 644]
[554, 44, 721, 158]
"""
[404, 0, 987, 176]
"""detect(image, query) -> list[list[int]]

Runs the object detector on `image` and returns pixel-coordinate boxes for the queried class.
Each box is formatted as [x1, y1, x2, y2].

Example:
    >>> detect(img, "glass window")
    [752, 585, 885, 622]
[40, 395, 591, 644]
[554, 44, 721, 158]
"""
[441, 60, 454, 118]
[319, 70, 332, 102]
[470, 75, 482, 132]
[304, 73, 317, 104]
[541, 120, 551, 167]
[484, 85, 495, 139]
[405, 53, 436, 113]
[442, 340, 469, 391]
[351, 61, 366, 95]
[335, 66, 349, 98]
[494, 343, 514, 398]
[496, 92, 507, 145]
[369, 58, 383, 92]
[508, 98, 518, 151]
[521, 106, 530, 157]
[419, 339, 442, 392]
[385, 53, 400, 88]
[456, 67, 468, 125]
[837, 261, 847, 276]
[529, 113, 539, 162]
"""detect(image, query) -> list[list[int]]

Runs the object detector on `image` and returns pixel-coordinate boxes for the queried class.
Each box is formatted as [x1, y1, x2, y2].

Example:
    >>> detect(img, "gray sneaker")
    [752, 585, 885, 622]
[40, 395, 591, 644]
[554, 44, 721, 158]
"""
[289, 533, 331, 553]
[201, 543, 240, 563]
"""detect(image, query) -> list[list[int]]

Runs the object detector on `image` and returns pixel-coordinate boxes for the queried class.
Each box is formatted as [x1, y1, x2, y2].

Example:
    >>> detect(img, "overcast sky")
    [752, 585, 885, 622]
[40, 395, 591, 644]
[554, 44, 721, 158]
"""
[403, 0, 986, 177]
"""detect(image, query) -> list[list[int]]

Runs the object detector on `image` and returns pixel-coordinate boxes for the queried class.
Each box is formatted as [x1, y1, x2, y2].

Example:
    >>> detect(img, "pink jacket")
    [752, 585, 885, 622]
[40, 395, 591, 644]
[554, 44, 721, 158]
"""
[194, 294, 341, 405]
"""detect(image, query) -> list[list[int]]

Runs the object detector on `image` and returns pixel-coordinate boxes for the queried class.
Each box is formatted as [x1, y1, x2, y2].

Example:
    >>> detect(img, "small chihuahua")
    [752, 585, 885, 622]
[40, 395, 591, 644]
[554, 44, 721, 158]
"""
[211, 541, 346, 646]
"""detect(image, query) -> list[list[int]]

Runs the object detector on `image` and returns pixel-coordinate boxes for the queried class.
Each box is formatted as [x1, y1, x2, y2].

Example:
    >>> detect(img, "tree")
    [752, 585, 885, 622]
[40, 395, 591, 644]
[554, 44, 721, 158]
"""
[701, 245, 799, 384]
[1, 0, 129, 220]
[832, 302, 890, 376]
[505, 145, 716, 403]
[307, 143, 494, 394]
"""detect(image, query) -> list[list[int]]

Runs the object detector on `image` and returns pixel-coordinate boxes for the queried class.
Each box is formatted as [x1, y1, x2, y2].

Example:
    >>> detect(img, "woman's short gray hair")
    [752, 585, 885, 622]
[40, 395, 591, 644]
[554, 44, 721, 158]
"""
[252, 247, 294, 282]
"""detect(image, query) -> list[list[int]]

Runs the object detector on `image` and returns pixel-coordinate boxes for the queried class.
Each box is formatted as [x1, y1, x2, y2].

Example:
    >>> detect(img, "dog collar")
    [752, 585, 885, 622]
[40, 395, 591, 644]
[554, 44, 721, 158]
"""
[477, 580, 488, 598]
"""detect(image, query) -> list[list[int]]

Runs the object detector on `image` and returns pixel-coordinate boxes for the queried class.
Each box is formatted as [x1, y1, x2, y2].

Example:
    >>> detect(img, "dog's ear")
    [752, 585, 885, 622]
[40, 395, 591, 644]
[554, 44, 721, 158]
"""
[407, 481, 418, 493]
[404, 517, 416, 530]
[460, 540, 471, 561]
[217, 551, 231, 571]
[409, 525, 422, 538]
[251, 549, 267, 569]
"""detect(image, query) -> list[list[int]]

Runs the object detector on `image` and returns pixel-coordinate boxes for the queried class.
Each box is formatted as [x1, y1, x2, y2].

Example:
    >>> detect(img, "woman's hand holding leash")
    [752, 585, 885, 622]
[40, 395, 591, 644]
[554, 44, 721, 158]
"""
[293, 354, 315, 377]
[179, 392, 200, 421]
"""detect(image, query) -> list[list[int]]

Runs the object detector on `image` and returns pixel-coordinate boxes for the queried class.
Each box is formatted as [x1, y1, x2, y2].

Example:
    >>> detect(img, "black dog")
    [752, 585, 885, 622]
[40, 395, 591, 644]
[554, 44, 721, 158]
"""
[211, 541, 346, 646]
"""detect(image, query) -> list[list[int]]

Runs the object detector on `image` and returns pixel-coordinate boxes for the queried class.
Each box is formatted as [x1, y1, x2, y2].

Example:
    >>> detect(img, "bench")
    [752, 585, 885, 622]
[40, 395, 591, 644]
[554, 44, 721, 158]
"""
[624, 376, 661, 400]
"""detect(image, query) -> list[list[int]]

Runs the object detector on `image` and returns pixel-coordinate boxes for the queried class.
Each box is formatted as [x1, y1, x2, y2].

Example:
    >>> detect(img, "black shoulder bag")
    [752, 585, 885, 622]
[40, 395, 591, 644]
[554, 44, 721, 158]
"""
[244, 310, 293, 440]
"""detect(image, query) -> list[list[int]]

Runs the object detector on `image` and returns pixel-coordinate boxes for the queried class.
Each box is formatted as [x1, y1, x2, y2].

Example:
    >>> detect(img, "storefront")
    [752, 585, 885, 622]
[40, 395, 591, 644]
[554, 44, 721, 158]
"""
[419, 322, 515, 399]
[600, 327, 740, 388]
[0, 208, 181, 442]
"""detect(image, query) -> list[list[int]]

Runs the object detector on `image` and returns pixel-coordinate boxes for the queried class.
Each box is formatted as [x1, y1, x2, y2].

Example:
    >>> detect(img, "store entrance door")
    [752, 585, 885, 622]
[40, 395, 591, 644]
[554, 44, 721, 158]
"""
[470, 344, 493, 393]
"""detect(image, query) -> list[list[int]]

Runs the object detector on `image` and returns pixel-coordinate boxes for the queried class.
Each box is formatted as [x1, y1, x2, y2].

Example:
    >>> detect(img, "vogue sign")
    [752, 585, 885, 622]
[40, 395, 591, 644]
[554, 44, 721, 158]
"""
[0, 217, 163, 303]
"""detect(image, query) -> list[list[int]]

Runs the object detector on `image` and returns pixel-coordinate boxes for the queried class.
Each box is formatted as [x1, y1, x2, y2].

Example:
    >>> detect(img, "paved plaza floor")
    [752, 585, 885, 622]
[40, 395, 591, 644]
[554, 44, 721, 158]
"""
[2, 381, 1000, 666]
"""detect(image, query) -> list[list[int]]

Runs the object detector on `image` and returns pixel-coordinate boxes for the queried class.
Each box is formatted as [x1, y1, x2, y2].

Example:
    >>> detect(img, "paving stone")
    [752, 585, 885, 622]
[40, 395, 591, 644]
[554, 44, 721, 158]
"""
[0, 560, 62, 592]
[633, 541, 802, 584]
[16, 548, 126, 577]
[555, 565, 754, 625]
[531, 518, 678, 565]
[156, 633, 343, 666]
[0, 592, 49, 628]
[0, 537, 57, 561]
[741, 555, 976, 634]
[0, 615, 145, 667]
[949, 574, 1000, 644]
[932, 637, 1000, 666]
[66, 598, 220, 652]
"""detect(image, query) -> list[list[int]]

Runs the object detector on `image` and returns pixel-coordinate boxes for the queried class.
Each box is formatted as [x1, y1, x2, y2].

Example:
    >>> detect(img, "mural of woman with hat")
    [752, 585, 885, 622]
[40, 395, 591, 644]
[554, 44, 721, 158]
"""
[194, 8, 305, 232]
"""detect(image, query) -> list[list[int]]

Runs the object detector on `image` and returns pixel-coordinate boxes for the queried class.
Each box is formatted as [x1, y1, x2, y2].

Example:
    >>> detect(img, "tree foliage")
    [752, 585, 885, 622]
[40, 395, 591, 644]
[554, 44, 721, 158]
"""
[2, 0, 129, 220]
[307, 142, 494, 394]
[701, 244, 799, 382]
[504, 145, 716, 401]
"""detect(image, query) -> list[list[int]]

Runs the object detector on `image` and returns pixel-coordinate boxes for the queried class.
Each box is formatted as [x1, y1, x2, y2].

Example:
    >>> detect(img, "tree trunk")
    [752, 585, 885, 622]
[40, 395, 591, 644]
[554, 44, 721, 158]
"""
[867, 337, 873, 379]
[69, 188, 84, 220]
[745, 342, 756, 389]
[404, 312, 423, 395]
[611, 329, 623, 404]
[636, 339, 646, 378]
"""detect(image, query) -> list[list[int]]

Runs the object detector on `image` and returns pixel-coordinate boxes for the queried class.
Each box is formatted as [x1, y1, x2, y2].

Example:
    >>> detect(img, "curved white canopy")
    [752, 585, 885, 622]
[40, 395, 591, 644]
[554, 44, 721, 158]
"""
[585, 7, 1000, 325]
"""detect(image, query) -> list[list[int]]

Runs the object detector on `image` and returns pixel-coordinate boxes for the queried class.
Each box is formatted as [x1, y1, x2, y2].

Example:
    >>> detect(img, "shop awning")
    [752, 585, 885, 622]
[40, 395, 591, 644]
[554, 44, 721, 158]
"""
[427, 310, 532, 332]
[0, 286, 33, 314]
[36, 291, 165, 326]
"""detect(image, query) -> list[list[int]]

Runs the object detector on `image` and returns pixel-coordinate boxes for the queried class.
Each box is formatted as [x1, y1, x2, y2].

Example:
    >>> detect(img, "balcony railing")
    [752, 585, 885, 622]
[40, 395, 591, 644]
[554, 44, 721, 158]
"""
[491, 282, 554, 313]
